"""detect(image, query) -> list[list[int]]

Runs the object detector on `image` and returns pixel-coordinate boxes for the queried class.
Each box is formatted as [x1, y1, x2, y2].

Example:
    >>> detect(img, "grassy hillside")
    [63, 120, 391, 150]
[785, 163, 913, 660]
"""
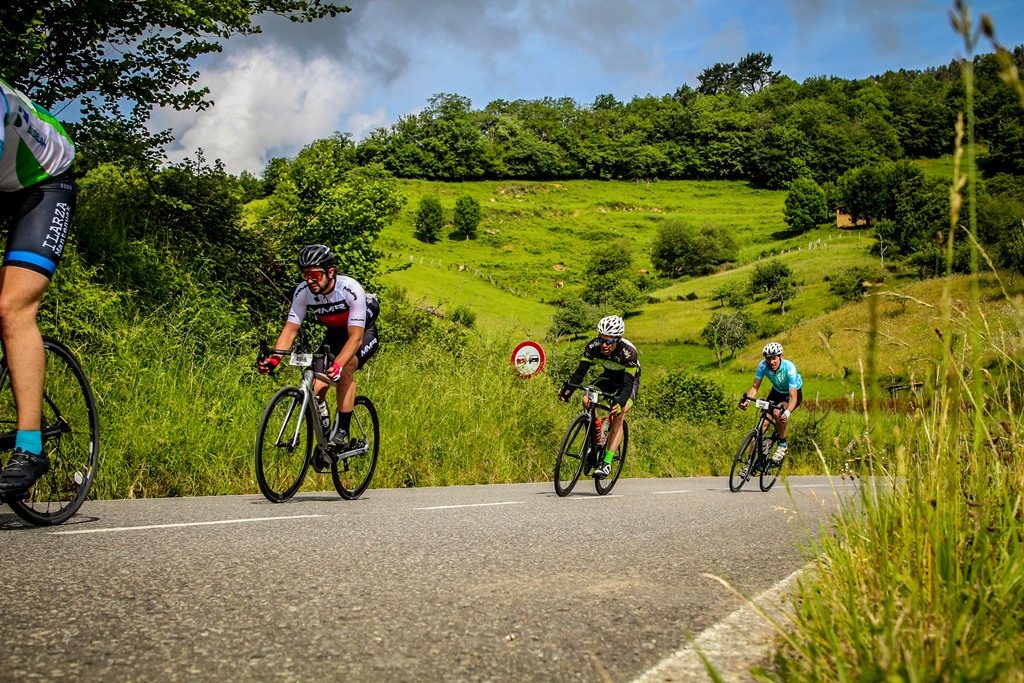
[329, 176, 1021, 403]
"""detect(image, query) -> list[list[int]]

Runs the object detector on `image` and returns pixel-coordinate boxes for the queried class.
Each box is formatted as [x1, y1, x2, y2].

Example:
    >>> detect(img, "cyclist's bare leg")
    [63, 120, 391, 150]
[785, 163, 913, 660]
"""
[0, 266, 48, 431]
[606, 407, 630, 452]
[774, 407, 793, 440]
[334, 354, 359, 413]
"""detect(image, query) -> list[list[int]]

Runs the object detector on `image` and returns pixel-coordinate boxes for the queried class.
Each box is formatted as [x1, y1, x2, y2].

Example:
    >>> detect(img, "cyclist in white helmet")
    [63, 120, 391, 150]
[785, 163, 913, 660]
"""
[740, 341, 803, 463]
[558, 315, 640, 479]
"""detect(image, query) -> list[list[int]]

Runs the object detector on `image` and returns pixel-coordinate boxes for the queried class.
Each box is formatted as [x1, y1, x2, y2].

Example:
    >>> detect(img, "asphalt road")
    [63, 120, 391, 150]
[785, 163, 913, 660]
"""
[0, 476, 857, 682]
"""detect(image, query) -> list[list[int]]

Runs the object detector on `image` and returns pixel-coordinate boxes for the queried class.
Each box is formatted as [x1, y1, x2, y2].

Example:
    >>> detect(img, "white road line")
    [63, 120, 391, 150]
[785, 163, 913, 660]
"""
[790, 483, 859, 489]
[633, 565, 808, 682]
[570, 494, 623, 500]
[653, 490, 692, 495]
[414, 501, 523, 511]
[50, 514, 325, 536]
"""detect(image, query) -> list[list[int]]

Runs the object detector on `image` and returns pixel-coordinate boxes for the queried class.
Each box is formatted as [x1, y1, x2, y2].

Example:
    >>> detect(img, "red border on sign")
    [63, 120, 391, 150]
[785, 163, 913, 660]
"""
[511, 340, 546, 378]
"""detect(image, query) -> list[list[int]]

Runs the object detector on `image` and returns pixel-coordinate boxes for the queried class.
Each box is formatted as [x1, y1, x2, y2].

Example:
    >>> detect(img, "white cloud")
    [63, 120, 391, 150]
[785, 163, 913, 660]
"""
[345, 108, 389, 140]
[151, 45, 360, 174]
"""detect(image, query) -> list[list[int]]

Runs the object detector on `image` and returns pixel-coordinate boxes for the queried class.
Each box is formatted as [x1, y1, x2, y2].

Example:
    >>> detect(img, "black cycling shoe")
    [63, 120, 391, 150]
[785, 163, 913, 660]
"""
[593, 461, 611, 479]
[0, 449, 50, 493]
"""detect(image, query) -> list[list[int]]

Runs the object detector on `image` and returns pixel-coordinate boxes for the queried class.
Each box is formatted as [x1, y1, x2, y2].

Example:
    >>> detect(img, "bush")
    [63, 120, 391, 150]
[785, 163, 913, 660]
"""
[645, 369, 730, 423]
[829, 266, 885, 302]
[548, 297, 597, 339]
[450, 305, 476, 328]
[651, 221, 738, 278]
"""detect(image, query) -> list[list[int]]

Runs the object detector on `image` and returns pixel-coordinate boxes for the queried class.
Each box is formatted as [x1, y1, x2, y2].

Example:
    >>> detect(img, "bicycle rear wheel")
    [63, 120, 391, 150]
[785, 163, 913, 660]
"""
[332, 396, 379, 500]
[595, 420, 627, 495]
[554, 415, 588, 497]
[728, 430, 758, 492]
[1, 339, 100, 526]
[255, 387, 311, 502]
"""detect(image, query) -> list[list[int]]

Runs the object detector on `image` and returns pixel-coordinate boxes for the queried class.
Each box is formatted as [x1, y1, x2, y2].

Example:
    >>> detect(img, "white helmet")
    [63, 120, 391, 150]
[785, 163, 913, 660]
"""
[597, 315, 625, 337]
[763, 341, 783, 357]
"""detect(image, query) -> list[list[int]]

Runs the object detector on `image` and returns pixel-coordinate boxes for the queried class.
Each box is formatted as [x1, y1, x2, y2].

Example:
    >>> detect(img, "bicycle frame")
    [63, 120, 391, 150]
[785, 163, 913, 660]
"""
[277, 348, 370, 461]
[569, 383, 620, 470]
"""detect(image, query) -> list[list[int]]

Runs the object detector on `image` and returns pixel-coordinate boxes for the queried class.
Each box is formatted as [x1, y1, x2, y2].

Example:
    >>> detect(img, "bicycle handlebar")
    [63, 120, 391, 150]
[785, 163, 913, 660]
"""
[564, 382, 618, 410]
[739, 396, 787, 412]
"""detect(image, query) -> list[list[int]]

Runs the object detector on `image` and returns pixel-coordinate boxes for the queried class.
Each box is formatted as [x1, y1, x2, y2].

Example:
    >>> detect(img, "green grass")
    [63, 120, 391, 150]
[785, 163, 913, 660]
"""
[379, 178, 786, 298]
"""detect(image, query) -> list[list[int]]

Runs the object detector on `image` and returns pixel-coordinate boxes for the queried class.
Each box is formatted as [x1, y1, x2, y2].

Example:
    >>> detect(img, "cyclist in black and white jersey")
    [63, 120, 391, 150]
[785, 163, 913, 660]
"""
[0, 78, 77, 495]
[258, 245, 379, 462]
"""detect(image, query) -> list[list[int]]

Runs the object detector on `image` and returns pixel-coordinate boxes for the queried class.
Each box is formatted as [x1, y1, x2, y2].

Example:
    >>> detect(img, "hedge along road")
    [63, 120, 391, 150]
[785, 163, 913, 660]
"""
[0, 476, 858, 681]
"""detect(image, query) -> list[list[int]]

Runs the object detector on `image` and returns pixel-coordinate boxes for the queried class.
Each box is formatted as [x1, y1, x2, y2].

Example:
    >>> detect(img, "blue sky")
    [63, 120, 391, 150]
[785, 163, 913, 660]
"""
[151, 0, 1024, 174]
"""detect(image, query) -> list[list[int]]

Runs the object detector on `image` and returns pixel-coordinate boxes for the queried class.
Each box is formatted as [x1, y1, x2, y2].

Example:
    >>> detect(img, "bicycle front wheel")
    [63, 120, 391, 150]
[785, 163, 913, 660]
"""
[595, 420, 627, 495]
[255, 387, 311, 502]
[332, 396, 379, 500]
[728, 430, 758, 492]
[554, 415, 588, 497]
[2, 339, 100, 526]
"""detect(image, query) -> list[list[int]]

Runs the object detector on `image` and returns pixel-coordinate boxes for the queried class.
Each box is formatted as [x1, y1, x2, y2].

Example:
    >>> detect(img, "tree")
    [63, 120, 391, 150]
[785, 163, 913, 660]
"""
[1, 1, 349, 125]
[711, 281, 750, 309]
[452, 195, 482, 239]
[784, 177, 830, 233]
[268, 161, 404, 285]
[701, 312, 753, 367]
[750, 259, 797, 314]
[414, 196, 444, 243]
[651, 222, 738, 278]
[581, 241, 645, 315]
[735, 52, 781, 94]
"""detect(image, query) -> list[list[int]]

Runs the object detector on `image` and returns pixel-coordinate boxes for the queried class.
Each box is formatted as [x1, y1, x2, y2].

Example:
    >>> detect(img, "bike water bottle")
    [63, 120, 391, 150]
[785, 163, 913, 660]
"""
[595, 416, 606, 445]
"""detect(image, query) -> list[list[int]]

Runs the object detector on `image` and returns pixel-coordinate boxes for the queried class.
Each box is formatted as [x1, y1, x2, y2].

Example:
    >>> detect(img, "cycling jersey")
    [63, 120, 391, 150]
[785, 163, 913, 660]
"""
[287, 275, 374, 329]
[566, 337, 641, 407]
[755, 358, 803, 393]
[1, 79, 75, 192]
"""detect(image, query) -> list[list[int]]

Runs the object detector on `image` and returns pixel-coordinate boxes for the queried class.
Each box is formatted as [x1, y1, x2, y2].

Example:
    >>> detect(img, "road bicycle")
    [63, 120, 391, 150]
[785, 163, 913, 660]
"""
[255, 341, 379, 502]
[729, 397, 785, 492]
[554, 383, 628, 497]
[0, 338, 100, 526]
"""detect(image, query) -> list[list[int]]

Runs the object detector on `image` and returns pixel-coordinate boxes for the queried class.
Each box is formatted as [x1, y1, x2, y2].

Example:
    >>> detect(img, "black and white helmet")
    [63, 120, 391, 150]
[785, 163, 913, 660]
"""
[296, 244, 335, 269]
[597, 315, 625, 337]
[763, 341, 783, 357]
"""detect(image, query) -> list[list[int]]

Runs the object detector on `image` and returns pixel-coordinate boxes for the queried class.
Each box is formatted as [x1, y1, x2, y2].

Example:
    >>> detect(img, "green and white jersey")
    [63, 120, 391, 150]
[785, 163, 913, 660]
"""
[0, 78, 75, 191]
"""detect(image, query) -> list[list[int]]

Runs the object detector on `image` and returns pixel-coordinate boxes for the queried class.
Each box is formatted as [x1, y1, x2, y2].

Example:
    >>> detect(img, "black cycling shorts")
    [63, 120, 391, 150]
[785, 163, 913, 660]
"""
[0, 171, 75, 278]
[767, 387, 802, 409]
[324, 324, 379, 369]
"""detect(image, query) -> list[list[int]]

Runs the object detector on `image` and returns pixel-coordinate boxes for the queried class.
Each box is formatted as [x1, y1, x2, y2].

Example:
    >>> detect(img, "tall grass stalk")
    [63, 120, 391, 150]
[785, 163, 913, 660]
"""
[773, 3, 1024, 679]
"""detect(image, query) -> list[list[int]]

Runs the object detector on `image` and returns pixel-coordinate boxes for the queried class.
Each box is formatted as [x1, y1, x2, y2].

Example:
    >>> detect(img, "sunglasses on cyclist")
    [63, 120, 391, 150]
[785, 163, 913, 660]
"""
[599, 336, 621, 346]
[302, 269, 327, 281]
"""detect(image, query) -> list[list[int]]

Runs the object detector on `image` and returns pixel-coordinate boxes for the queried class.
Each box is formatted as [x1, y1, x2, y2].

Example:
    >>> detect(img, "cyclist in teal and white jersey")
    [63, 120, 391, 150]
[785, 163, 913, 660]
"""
[557, 315, 640, 479]
[0, 78, 77, 495]
[740, 341, 803, 463]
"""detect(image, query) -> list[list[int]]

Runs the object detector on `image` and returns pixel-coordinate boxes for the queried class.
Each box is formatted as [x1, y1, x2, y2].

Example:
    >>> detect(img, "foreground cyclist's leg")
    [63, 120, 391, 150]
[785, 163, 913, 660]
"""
[0, 176, 74, 493]
[0, 266, 52, 492]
